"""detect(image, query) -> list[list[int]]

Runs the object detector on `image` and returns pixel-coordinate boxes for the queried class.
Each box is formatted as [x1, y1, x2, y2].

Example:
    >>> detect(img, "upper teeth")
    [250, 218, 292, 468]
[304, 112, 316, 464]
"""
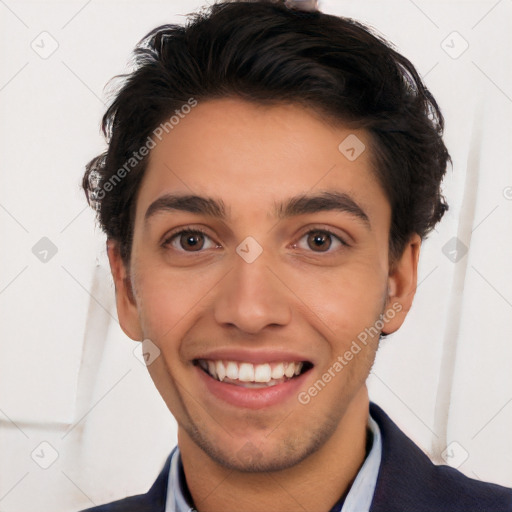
[199, 360, 303, 383]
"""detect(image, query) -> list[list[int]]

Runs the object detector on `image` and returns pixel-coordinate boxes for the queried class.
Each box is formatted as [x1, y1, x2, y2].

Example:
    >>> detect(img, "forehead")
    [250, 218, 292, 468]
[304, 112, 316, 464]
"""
[135, 97, 389, 224]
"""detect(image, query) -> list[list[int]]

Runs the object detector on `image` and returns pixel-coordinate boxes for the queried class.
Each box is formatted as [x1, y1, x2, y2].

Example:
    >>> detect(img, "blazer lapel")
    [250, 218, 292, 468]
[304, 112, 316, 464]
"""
[368, 402, 512, 512]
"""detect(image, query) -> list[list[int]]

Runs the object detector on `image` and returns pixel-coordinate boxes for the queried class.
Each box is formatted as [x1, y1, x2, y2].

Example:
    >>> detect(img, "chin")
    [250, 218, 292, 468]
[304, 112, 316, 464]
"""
[186, 418, 334, 474]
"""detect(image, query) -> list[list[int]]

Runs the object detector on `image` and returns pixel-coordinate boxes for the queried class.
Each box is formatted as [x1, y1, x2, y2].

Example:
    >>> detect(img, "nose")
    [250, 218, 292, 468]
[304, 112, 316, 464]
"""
[213, 250, 292, 334]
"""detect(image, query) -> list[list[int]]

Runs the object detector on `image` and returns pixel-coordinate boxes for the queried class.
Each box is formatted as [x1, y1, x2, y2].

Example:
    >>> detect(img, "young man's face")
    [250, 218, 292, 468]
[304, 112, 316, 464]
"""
[109, 97, 419, 472]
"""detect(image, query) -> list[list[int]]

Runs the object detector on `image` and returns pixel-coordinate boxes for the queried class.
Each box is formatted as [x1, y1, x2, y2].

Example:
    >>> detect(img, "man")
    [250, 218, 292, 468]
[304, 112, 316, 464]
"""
[80, 0, 512, 510]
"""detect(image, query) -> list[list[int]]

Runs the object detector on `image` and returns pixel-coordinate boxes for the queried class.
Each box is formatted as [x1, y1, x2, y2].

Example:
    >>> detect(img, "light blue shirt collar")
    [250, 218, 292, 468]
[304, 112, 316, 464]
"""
[165, 412, 382, 512]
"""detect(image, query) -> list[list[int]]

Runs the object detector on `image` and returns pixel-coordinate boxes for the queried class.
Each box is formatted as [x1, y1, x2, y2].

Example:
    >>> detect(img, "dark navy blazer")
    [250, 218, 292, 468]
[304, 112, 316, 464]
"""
[81, 403, 512, 511]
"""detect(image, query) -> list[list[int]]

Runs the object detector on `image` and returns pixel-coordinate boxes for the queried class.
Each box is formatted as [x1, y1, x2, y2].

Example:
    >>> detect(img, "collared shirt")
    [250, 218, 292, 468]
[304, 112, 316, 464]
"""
[165, 413, 382, 512]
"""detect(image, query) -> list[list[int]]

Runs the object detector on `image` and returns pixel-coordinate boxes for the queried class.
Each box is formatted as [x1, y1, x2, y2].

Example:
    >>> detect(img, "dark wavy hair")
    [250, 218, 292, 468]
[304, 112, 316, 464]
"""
[82, 0, 450, 267]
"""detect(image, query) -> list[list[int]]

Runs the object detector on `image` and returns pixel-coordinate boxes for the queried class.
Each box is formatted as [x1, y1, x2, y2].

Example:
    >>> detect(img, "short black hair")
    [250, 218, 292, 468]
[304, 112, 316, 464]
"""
[83, 0, 450, 266]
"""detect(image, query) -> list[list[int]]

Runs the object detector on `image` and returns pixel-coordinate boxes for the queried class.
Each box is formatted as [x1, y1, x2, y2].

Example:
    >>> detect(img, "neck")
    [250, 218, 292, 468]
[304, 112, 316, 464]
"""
[178, 390, 370, 512]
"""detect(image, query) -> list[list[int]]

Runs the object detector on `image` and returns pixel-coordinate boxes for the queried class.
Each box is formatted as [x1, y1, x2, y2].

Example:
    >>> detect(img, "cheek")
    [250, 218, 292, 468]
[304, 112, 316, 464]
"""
[133, 267, 190, 337]
[132, 258, 224, 337]
[288, 260, 388, 343]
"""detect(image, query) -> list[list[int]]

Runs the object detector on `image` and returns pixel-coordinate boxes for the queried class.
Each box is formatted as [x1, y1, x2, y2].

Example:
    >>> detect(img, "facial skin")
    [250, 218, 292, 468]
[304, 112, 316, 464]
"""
[108, 97, 421, 512]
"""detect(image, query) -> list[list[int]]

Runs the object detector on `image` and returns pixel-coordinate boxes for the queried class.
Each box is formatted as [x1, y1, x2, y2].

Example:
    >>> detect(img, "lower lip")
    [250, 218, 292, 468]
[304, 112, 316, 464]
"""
[195, 365, 311, 410]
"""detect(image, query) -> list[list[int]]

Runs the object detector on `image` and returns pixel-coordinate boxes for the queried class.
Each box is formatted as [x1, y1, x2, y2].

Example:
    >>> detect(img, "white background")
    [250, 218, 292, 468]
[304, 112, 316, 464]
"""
[0, 0, 511, 510]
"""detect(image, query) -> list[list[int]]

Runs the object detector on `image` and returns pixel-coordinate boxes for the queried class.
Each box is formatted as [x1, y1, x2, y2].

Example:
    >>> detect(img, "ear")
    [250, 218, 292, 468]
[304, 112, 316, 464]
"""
[106, 239, 144, 341]
[382, 233, 421, 335]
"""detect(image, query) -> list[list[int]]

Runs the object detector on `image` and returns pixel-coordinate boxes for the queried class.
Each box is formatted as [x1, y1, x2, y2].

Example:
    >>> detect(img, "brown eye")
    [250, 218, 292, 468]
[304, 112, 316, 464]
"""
[293, 228, 347, 254]
[307, 231, 332, 252]
[163, 229, 218, 253]
[179, 232, 205, 251]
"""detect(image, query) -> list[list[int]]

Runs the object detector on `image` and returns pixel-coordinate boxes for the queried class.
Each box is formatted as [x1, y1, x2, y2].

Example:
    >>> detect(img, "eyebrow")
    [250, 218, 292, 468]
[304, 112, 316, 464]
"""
[144, 191, 370, 228]
[276, 191, 370, 227]
[145, 194, 226, 222]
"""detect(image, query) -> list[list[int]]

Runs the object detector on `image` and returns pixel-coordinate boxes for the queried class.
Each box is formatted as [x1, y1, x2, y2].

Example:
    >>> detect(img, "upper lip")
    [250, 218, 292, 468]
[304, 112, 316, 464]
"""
[193, 348, 314, 365]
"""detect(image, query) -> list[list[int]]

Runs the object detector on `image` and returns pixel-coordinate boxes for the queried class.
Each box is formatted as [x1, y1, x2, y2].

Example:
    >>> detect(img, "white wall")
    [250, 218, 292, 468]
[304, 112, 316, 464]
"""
[0, 1, 510, 510]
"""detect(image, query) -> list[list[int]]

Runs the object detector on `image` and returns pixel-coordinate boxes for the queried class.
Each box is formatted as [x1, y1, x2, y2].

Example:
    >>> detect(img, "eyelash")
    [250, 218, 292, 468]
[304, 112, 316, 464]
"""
[162, 228, 218, 252]
[293, 228, 349, 252]
[162, 227, 349, 254]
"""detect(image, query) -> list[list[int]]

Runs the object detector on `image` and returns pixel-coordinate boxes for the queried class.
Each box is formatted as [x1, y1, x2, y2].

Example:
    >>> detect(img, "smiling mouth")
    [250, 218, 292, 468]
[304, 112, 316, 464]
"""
[194, 359, 313, 388]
